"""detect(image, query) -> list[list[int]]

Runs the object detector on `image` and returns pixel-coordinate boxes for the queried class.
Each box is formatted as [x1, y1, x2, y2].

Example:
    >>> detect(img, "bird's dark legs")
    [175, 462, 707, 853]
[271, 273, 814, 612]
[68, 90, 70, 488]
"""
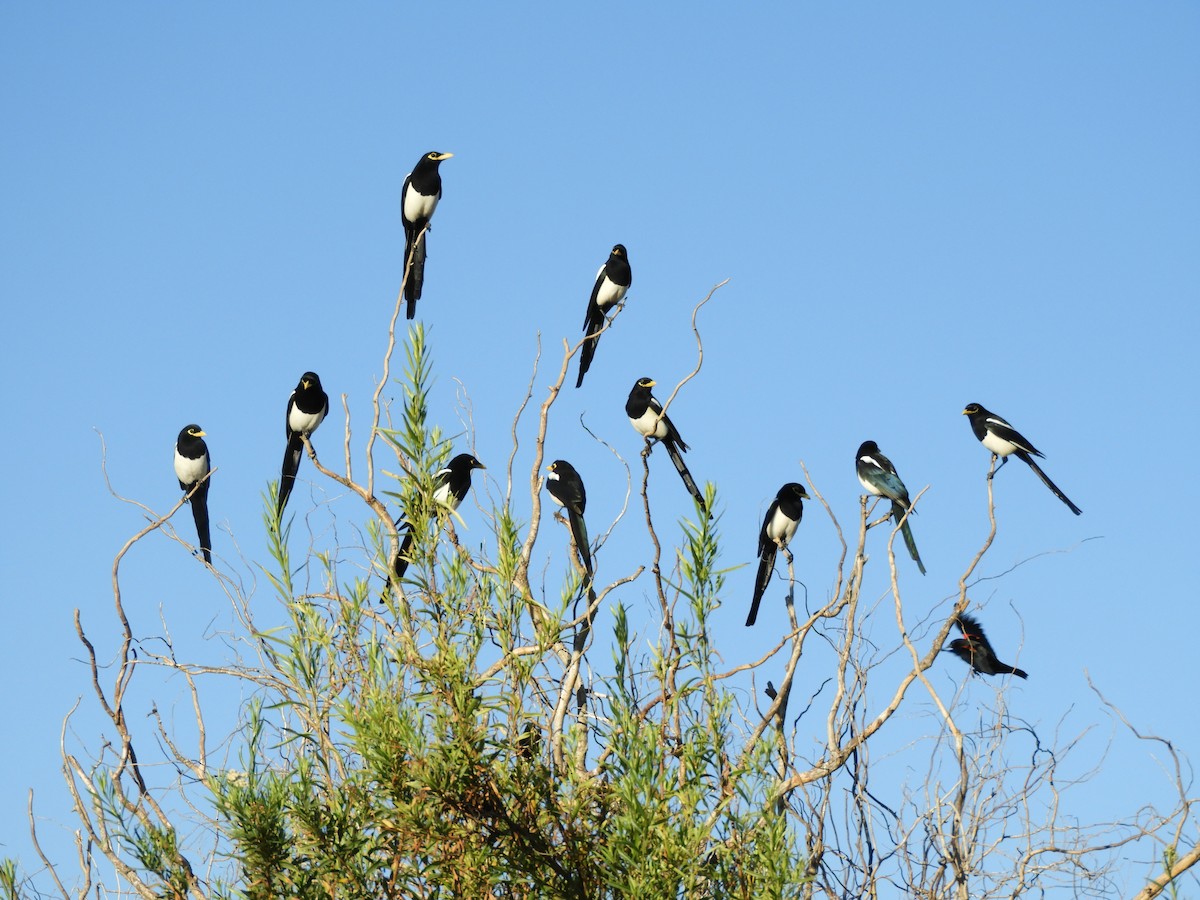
[987, 454, 1008, 479]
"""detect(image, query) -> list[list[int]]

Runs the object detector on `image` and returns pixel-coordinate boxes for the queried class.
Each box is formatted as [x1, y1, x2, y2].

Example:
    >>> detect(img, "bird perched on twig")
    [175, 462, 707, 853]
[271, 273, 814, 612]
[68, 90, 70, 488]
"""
[401, 150, 453, 319]
[174, 424, 212, 564]
[747, 482, 809, 627]
[576, 244, 631, 388]
[962, 402, 1081, 515]
[855, 440, 926, 575]
[545, 459, 593, 581]
[387, 453, 486, 591]
[945, 613, 1028, 679]
[276, 372, 329, 517]
[626, 377, 706, 512]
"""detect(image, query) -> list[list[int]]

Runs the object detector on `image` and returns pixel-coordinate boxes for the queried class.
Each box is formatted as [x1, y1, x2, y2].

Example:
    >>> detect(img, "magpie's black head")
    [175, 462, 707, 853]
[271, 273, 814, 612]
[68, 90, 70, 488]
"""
[299, 371, 322, 391]
[634, 376, 655, 390]
[780, 482, 810, 502]
[425, 151, 453, 163]
[856, 440, 879, 457]
[546, 459, 577, 479]
[611, 244, 627, 258]
[179, 424, 206, 441]
[448, 453, 485, 473]
[963, 403, 983, 416]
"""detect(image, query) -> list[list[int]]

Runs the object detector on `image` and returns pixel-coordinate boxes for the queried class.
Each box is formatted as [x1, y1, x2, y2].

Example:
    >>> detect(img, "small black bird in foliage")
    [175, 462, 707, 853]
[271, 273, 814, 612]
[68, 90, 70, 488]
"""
[963, 402, 1081, 515]
[626, 377, 706, 511]
[945, 613, 1028, 679]
[389, 453, 486, 587]
[855, 440, 926, 575]
[277, 372, 329, 517]
[174, 424, 212, 564]
[401, 150, 453, 319]
[546, 459, 593, 580]
[747, 482, 810, 627]
[576, 244, 632, 388]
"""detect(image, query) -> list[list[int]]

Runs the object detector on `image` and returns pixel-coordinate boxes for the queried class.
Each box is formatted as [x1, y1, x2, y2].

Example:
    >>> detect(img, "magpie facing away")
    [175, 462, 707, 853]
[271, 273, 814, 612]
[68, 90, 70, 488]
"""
[389, 453, 486, 586]
[945, 613, 1028, 679]
[962, 403, 1081, 515]
[276, 372, 329, 517]
[546, 460, 593, 580]
[625, 377, 706, 511]
[576, 244, 632, 388]
[855, 440, 926, 575]
[746, 482, 810, 627]
[402, 150, 453, 319]
[174, 424, 212, 564]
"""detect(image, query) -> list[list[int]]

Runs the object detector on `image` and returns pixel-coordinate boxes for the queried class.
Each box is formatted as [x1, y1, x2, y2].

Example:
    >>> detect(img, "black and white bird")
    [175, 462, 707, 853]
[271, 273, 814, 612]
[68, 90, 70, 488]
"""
[174, 424, 212, 564]
[389, 453, 486, 586]
[962, 403, 1081, 515]
[746, 482, 810, 627]
[546, 459, 593, 581]
[401, 150, 453, 319]
[945, 613, 1028, 679]
[576, 244, 632, 388]
[855, 440, 926, 575]
[625, 377, 706, 511]
[276, 372, 329, 517]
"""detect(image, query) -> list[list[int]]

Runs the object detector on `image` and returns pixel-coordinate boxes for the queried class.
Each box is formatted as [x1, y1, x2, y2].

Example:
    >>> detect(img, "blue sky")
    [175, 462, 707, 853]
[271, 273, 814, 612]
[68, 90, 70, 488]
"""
[2, 3, 1197, 890]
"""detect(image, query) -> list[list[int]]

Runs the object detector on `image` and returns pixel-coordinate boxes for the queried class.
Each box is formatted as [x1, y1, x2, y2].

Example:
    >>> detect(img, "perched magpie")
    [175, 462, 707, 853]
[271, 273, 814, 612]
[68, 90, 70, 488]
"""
[855, 440, 926, 575]
[276, 372, 329, 517]
[963, 403, 1081, 515]
[401, 150, 453, 319]
[546, 459, 593, 580]
[625, 377, 706, 511]
[746, 482, 810, 627]
[389, 453, 486, 585]
[576, 244, 632, 388]
[174, 424, 212, 564]
[945, 613, 1028, 679]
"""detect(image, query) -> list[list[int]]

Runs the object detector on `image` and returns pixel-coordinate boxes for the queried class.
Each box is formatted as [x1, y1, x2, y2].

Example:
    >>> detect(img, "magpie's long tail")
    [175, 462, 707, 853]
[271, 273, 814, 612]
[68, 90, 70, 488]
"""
[746, 544, 777, 627]
[277, 435, 304, 516]
[1018, 450, 1082, 515]
[404, 230, 427, 318]
[567, 509, 593, 580]
[191, 480, 212, 564]
[576, 316, 603, 389]
[892, 501, 926, 575]
[664, 440, 707, 512]
[381, 525, 416, 603]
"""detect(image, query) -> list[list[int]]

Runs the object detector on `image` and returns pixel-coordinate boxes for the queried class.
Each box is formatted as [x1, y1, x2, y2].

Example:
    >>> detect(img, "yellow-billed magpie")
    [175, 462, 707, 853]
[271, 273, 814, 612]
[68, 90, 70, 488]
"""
[945, 613, 1028, 679]
[402, 150, 453, 319]
[277, 372, 329, 517]
[747, 482, 809, 627]
[855, 440, 926, 574]
[576, 244, 631, 388]
[174, 424, 212, 564]
[963, 403, 1081, 515]
[389, 452, 485, 587]
[546, 459, 592, 580]
[625, 377, 706, 511]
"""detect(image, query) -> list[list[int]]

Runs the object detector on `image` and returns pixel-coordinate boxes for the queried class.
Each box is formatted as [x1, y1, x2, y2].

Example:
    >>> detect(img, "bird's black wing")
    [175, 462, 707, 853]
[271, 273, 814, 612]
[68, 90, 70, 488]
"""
[893, 502, 926, 574]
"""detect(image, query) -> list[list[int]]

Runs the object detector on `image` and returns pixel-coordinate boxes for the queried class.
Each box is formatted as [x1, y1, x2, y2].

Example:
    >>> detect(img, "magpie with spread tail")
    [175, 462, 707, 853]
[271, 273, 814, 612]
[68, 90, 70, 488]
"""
[963, 403, 1081, 515]
[401, 150, 453, 319]
[855, 440, 926, 575]
[389, 453, 486, 587]
[174, 424, 212, 564]
[945, 613, 1028, 679]
[546, 460, 593, 580]
[576, 244, 631, 388]
[747, 482, 810, 627]
[626, 377, 706, 511]
[277, 372, 329, 517]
